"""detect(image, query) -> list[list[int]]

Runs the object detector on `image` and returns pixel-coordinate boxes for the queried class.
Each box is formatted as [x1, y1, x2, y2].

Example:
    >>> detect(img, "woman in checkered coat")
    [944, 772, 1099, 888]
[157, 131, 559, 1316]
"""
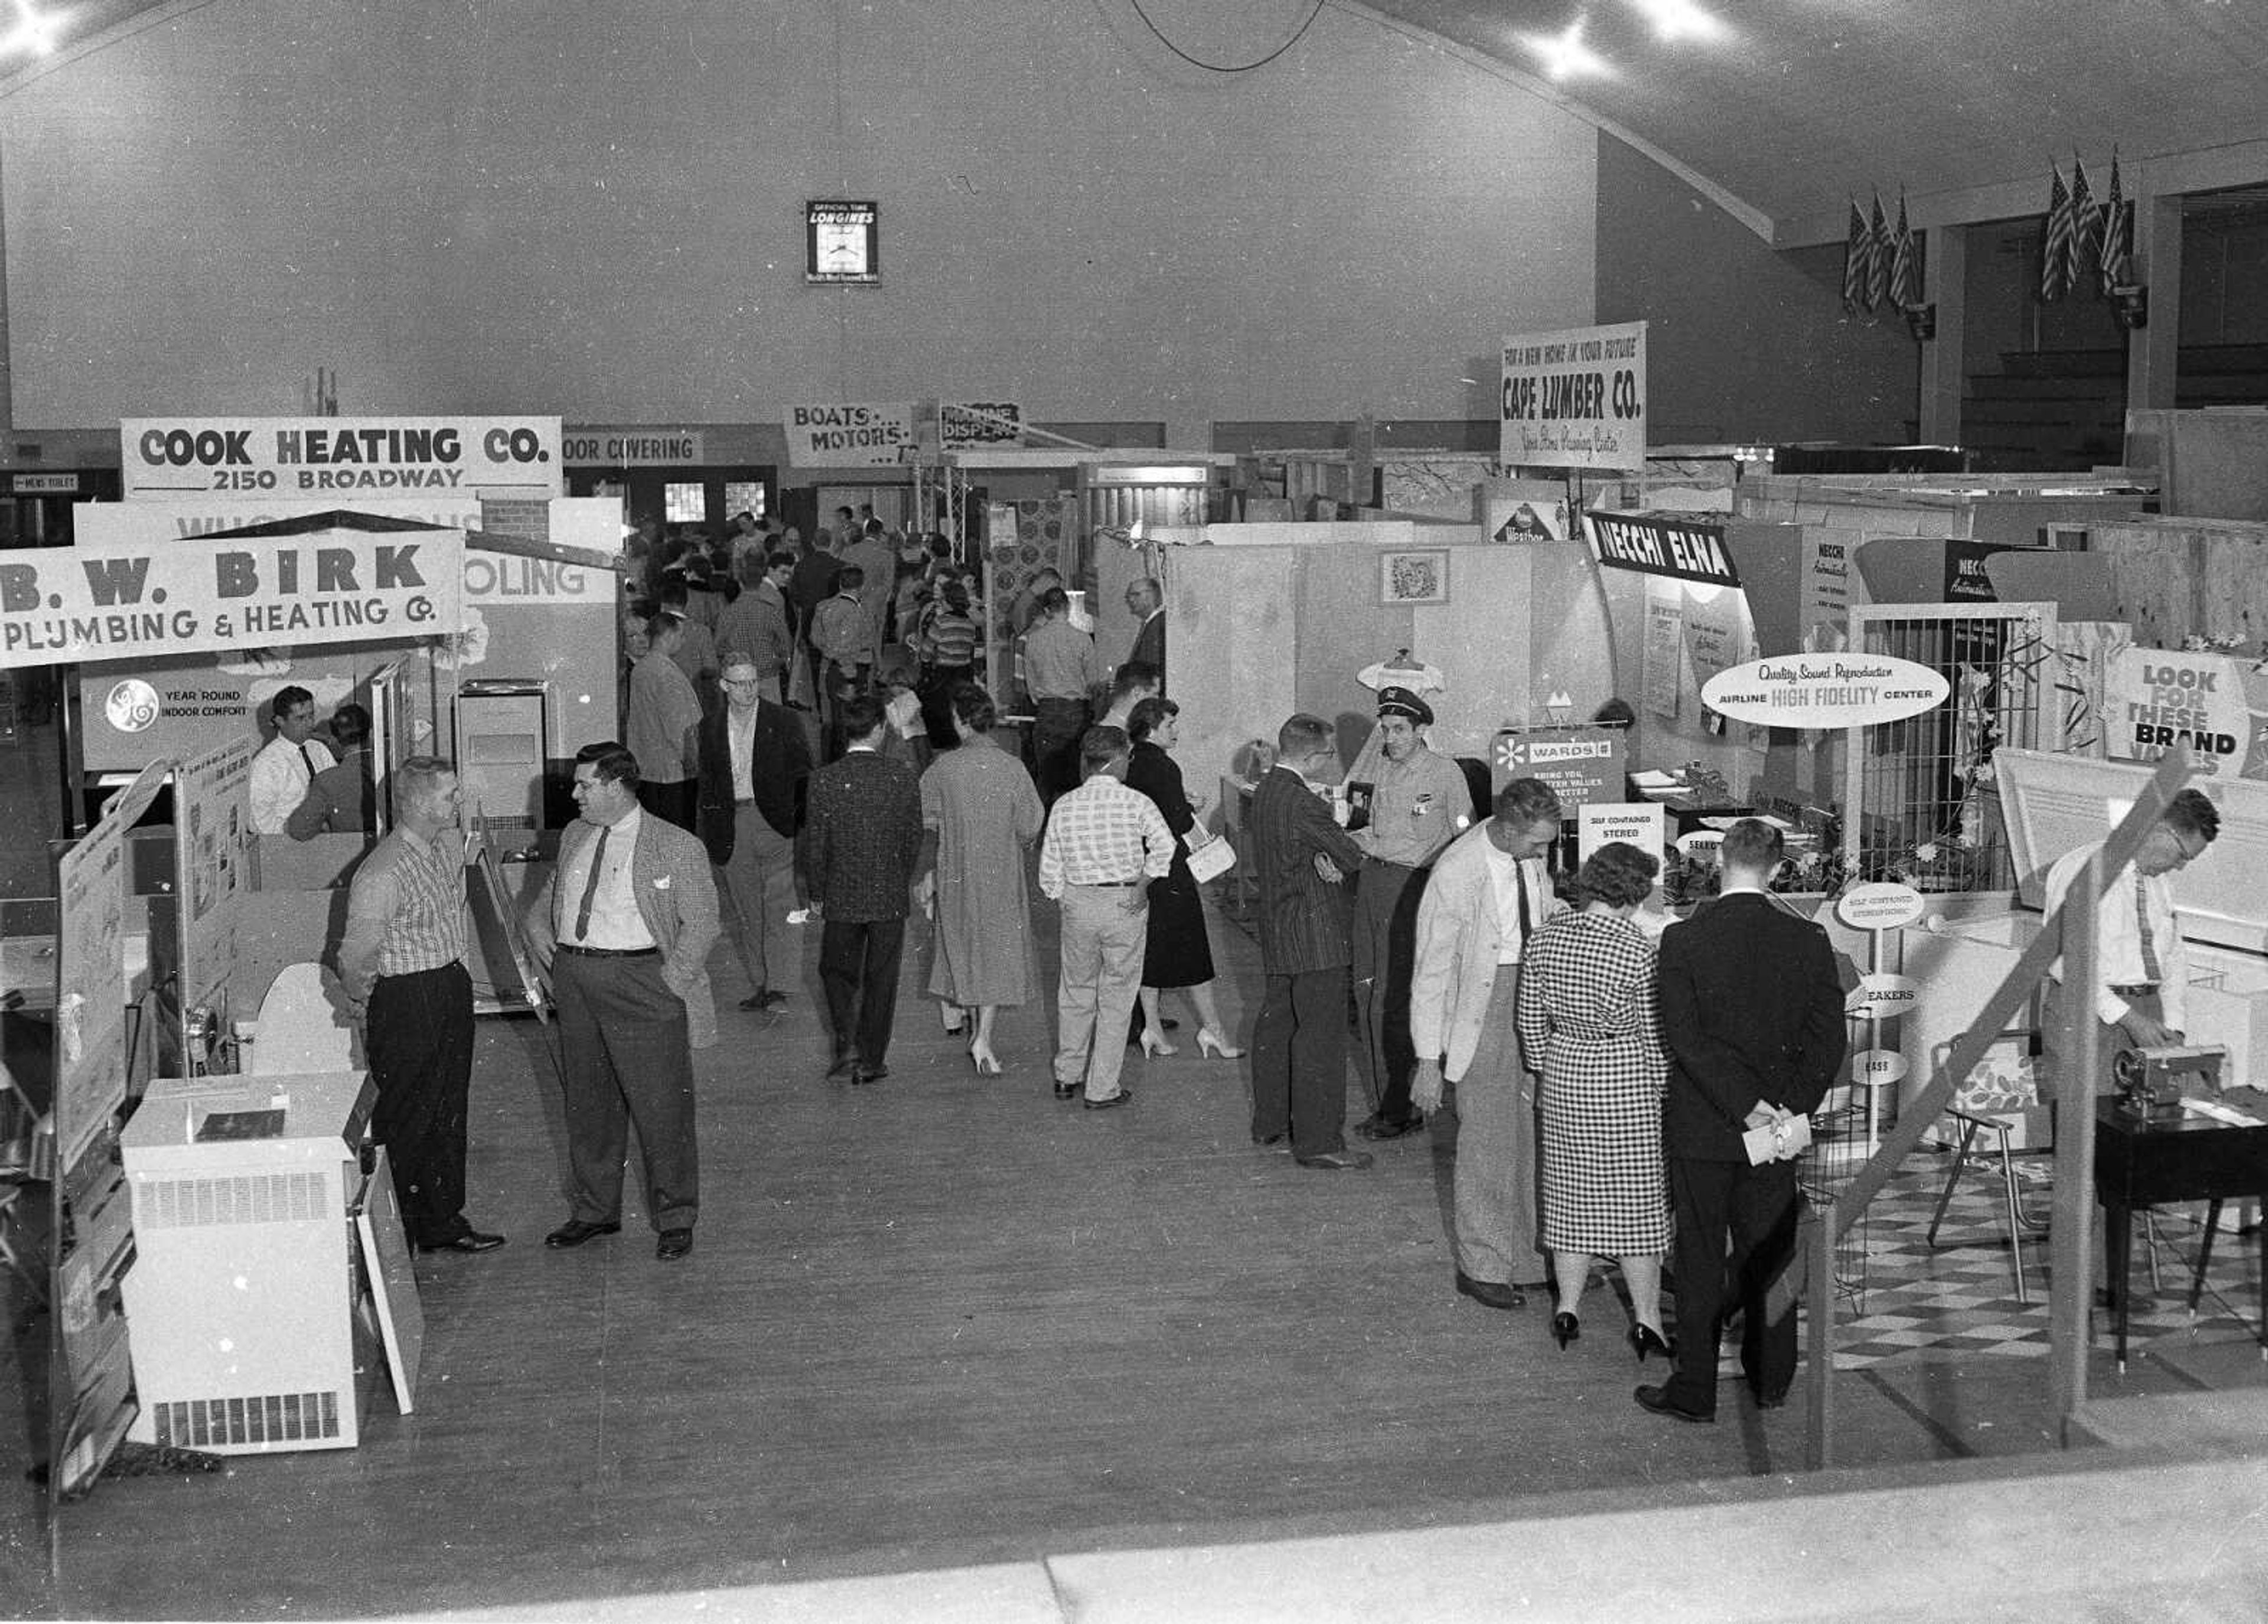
[1515, 841, 1673, 1361]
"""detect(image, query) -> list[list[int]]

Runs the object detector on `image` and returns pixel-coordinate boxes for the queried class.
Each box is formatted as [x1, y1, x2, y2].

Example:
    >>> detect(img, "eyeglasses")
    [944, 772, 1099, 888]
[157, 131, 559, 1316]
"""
[2169, 830, 2208, 866]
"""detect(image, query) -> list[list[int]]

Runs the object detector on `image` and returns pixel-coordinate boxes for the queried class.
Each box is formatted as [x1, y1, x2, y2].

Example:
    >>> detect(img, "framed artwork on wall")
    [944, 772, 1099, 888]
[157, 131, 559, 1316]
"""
[1379, 548, 1450, 606]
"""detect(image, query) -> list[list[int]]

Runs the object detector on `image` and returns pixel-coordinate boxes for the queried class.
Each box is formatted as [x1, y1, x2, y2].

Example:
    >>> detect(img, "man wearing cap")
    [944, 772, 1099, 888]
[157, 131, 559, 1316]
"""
[1349, 687, 1472, 1141]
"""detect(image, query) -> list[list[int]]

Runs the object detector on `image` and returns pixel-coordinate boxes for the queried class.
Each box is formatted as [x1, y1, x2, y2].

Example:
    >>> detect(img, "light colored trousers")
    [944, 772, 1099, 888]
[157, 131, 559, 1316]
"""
[1054, 884, 1148, 1101]
[1449, 972, 1542, 1285]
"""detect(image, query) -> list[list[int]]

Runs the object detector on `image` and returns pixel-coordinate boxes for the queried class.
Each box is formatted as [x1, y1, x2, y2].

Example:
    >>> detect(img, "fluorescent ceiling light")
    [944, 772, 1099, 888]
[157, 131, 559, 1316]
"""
[1522, 18, 1611, 81]
[0, 1, 60, 56]
[1627, 0, 1724, 43]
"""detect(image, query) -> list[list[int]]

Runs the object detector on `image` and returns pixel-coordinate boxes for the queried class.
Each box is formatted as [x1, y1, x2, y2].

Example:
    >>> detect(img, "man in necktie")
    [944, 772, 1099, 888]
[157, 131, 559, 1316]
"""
[2041, 786, 2221, 1093]
[524, 741, 720, 1263]
[1409, 777, 1568, 1308]
[247, 684, 336, 834]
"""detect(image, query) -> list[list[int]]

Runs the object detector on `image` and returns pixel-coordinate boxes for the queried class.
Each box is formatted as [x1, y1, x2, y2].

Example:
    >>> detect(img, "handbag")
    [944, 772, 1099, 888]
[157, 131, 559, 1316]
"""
[1185, 830, 1236, 885]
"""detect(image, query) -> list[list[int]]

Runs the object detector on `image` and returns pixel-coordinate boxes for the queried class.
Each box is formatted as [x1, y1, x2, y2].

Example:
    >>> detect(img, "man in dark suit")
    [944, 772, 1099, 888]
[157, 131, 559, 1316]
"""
[1639, 818, 1846, 1423]
[526, 741, 720, 1263]
[697, 654, 812, 1018]
[806, 695, 924, 1084]
[1248, 712, 1371, 1169]
[1124, 578, 1165, 693]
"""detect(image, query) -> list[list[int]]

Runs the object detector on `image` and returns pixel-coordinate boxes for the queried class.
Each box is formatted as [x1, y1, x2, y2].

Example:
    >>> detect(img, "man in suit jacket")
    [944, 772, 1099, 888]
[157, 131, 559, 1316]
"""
[1124, 578, 1165, 693]
[1248, 713, 1371, 1169]
[1639, 818, 1846, 1423]
[806, 695, 924, 1084]
[1409, 777, 1569, 1308]
[698, 655, 812, 1019]
[526, 741, 720, 1263]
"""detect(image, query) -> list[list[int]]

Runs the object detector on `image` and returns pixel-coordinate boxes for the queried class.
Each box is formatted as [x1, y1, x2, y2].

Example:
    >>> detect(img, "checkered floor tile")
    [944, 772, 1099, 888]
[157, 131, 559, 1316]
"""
[1817, 1160, 2264, 1370]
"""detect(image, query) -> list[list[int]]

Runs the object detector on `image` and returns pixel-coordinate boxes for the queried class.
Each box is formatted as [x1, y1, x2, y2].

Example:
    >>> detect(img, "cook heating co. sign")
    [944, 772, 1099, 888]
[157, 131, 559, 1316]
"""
[119, 416, 565, 499]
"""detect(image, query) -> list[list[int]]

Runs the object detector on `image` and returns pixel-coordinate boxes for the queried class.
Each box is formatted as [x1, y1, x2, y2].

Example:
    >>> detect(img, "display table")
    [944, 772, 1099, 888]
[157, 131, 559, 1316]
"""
[2094, 1097, 2268, 1370]
[119, 1068, 379, 1453]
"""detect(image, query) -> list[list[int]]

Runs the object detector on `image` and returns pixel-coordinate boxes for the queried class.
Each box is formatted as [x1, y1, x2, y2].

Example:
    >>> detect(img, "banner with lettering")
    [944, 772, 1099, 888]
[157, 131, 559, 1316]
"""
[0, 526, 465, 670]
[1500, 321, 1647, 471]
[2107, 647, 2268, 778]
[784, 401, 1026, 467]
[1582, 510, 1742, 589]
[1490, 724, 1628, 808]
[120, 417, 563, 500]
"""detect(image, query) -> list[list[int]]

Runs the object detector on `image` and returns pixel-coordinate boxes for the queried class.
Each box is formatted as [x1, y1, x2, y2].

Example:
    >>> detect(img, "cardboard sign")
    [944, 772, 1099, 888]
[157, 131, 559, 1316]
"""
[1491, 725, 1627, 809]
[1499, 321, 1647, 471]
[1582, 511, 1742, 589]
[1836, 881, 1926, 932]
[1578, 802, 1667, 863]
[2107, 647, 2266, 777]
[0, 527, 464, 670]
[1700, 653, 1948, 729]
[120, 416, 563, 500]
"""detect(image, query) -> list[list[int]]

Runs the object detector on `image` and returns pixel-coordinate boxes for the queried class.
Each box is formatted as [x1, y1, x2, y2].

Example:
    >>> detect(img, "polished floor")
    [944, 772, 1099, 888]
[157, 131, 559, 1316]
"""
[1, 716, 2263, 1619]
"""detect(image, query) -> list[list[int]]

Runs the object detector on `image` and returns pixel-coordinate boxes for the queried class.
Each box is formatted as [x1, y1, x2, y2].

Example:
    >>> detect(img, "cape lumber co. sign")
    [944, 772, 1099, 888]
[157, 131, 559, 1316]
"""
[1581, 511, 1741, 589]
[0, 528, 464, 670]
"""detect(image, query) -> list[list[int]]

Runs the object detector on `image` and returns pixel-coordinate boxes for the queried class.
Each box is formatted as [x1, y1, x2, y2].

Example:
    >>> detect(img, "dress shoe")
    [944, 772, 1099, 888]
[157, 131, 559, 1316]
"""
[543, 1218, 622, 1250]
[1252, 1130, 1287, 1146]
[416, 1230, 506, 1254]
[825, 1055, 860, 1082]
[1634, 1384, 1715, 1424]
[1754, 1388, 1791, 1411]
[1083, 1088, 1133, 1111]
[851, 1064, 888, 1086]
[1054, 1081, 1080, 1100]
[1194, 1027, 1245, 1059]
[1295, 1149, 1374, 1170]
[1630, 1324, 1675, 1365]
[1355, 1113, 1424, 1142]
[739, 990, 788, 1013]
[655, 1227, 694, 1261]
[1455, 1270, 1523, 1310]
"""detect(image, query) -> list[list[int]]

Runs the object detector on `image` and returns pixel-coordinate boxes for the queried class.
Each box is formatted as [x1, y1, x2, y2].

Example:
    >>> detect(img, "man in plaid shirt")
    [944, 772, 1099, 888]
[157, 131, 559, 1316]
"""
[1038, 726, 1174, 1108]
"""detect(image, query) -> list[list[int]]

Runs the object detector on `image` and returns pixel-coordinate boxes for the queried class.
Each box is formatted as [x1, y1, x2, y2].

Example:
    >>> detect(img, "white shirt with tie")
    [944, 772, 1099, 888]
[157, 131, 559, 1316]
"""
[558, 806, 657, 950]
[249, 733, 336, 834]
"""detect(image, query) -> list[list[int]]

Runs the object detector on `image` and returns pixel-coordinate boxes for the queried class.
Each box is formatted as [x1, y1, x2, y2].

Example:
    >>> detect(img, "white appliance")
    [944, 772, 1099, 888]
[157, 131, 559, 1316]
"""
[119, 1068, 376, 1453]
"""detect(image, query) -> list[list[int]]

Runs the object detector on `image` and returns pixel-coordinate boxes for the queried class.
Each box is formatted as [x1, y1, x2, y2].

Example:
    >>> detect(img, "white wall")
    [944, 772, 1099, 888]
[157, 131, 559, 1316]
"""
[2, 0, 1598, 428]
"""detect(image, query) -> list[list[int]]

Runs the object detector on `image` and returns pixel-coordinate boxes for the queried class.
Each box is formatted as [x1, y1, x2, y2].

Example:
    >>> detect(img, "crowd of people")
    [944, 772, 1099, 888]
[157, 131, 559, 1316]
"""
[328, 503, 1852, 1421]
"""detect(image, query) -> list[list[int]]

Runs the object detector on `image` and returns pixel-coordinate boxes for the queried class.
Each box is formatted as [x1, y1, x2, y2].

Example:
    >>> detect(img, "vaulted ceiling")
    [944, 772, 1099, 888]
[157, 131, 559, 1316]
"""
[19, 0, 2268, 246]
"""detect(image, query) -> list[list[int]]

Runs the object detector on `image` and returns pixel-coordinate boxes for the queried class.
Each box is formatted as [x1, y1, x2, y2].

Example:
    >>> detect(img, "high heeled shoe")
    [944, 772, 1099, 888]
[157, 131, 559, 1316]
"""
[1630, 1323, 1673, 1364]
[1194, 1026, 1244, 1059]
[1138, 1029, 1178, 1059]
[969, 1041, 1002, 1077]
[1550, 1311, 1580, 1350]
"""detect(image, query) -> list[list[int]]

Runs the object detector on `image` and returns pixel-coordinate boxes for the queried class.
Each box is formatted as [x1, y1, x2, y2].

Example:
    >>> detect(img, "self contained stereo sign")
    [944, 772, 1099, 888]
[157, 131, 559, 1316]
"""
[119, 416, 565, 500]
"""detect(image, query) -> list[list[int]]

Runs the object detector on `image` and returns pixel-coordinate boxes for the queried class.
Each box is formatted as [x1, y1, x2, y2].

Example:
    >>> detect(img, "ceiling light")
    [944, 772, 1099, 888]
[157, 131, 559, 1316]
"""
[1626, 0, 1723, 43]
[0, 1, 61, 57]
[1522, 18, 1611, 81]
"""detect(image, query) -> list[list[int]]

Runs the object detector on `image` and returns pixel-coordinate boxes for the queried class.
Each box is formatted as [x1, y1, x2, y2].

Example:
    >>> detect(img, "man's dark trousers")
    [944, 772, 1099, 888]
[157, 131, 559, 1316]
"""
[1661, 1155, 1804, 1417]
[366, 961, 474, 1244]
[1250, 967, 1350, 1159]
[820, 917, 905, 1068]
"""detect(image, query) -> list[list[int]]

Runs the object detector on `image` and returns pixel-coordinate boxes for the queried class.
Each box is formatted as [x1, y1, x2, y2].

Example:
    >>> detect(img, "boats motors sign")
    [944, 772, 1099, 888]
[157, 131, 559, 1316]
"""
[120, 416, 564, 499]
[1700, 653, 1948, 729]
[0, 530, 465, 669]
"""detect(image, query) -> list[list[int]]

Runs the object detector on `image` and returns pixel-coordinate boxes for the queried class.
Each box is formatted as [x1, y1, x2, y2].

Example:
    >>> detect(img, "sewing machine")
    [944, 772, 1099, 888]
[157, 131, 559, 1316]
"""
[2112, 1042, 2227, 1119]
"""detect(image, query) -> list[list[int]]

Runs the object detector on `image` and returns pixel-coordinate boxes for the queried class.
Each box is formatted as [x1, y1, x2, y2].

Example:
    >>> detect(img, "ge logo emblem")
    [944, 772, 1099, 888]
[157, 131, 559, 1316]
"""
[105, 679, 162, 733]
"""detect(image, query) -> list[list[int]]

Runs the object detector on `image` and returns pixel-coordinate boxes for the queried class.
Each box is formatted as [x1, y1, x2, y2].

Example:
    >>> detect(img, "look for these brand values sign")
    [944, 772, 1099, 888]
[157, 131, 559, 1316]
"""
[2107, 648, 2268, 778]
[119, 417, 564, 500]
[1499, 321, 1647, 472]
[0, 530, 465, 670]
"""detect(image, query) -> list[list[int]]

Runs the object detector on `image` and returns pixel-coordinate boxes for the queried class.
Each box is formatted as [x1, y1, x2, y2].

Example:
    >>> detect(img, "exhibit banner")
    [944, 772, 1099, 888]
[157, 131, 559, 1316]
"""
[120, 416, 564, 500]
[176, 736, 255, 1043]
[1499, 321, 1647, 472]
[1490, 724, 1627, 808]
[1582, 510, 1741, 589]
[940, 401, 1025, 449]
[784, 400, 1027, 466]
[560, 429, 706, 467]
[54, 761, 167, 1169]
[0, 527, 465, 670]
[2107, 647, 2268, 778]
[1578, 801, 1667, 863]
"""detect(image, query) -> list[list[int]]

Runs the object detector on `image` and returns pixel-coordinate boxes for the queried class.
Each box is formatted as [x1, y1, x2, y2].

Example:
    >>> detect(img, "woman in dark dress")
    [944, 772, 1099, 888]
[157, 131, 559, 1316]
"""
[1123, 698, 1241, 1059]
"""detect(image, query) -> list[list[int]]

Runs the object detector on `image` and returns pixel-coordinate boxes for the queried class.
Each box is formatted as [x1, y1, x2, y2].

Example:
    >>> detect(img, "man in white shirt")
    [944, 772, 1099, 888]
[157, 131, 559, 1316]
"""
[2041, 786, 2221, 1088]
[1409, 777, 1568, 1309]
[248, 684, 336, 834]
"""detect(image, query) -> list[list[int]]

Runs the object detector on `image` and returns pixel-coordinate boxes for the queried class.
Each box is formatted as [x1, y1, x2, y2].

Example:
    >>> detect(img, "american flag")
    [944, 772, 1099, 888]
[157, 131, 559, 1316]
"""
[1865, 191, 1891, 311]
[2100, 149, 2132, 294]
[1840, 198, 1868, 312]
[2067, 158, 2099, 294]
[1888, 192, 1918, 312]
[2041, 163, 2073, 302]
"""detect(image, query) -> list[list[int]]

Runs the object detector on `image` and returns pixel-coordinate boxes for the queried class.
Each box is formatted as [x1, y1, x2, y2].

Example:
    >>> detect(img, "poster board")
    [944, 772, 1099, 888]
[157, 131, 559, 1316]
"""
[1490, 725, 1628, 809]
[1498, 321, 1648, 472]
[1579, 801, 1668, 863]
[175, 736, 256, 1059]
[2105, 647, 2268, 779]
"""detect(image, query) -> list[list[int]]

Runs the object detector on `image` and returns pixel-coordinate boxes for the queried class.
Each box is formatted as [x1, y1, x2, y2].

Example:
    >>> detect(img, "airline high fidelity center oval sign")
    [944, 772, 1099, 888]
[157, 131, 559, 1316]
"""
[1700, 653, 1948, 729]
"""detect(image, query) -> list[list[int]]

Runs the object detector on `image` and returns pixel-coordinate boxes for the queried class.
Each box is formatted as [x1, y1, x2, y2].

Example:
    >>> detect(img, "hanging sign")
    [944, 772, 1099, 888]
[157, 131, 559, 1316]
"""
[0, 529, 465, 670]
[1836, 881, 1927, 932]
[1582, 511, 1742, 589]
[1500, 320, 1647, 471]
[120, 417, 563, 500]
[1700, 653, 1948, 729]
